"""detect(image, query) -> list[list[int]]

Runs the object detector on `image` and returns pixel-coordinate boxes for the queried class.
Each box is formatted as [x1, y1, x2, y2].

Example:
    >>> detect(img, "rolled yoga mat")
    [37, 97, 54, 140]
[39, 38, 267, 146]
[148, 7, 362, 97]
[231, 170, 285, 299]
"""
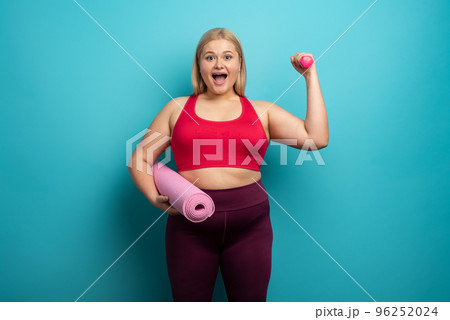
[152, 161, 215, 223]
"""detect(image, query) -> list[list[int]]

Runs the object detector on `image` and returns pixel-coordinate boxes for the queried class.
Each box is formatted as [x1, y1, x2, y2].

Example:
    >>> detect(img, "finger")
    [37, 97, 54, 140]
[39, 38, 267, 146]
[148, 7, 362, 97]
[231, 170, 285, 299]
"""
[292, 54, 300, 66]
[156, 195, 169, 203]
[291, 56, 297, 68]
[166, 206, 181, 215]
[159, 201, 177, 213]
[297, 53, 307, 63]
[292, 55, 301, 68]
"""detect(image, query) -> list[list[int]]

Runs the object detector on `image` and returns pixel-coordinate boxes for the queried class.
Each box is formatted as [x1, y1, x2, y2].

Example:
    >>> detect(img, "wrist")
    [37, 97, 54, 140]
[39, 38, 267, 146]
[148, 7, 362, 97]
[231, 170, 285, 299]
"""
[304, 71, 318, 83]
[147, 191, 159, 204]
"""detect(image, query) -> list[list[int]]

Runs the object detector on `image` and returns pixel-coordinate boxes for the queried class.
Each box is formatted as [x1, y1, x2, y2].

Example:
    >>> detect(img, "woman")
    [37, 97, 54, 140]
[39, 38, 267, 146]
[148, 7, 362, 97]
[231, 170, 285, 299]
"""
[128, 28, 328, 302]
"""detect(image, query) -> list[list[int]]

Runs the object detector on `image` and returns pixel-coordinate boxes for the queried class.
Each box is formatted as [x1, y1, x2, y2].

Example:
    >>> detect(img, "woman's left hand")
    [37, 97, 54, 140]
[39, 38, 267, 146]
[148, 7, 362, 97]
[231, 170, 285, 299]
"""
[290, 53, 316, 78]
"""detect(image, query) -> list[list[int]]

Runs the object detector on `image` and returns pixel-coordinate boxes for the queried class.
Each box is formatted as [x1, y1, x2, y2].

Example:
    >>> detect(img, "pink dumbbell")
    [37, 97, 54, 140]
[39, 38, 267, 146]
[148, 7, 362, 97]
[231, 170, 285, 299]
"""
[299, 55, 314, 68]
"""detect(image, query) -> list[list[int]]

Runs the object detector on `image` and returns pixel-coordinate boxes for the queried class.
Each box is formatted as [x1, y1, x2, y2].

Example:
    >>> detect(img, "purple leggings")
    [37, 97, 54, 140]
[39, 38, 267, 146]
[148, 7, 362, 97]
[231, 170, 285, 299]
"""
[165, 178, 272, 302]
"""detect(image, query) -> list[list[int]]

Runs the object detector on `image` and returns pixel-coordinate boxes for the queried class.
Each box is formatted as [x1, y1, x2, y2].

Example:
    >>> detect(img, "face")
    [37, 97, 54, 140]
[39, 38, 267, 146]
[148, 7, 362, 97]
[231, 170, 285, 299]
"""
[199, 39, 241, 95]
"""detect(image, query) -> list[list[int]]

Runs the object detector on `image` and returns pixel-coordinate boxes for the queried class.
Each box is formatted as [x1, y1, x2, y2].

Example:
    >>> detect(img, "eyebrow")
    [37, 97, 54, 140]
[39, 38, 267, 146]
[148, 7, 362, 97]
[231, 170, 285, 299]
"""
[203, 50, 235, 55]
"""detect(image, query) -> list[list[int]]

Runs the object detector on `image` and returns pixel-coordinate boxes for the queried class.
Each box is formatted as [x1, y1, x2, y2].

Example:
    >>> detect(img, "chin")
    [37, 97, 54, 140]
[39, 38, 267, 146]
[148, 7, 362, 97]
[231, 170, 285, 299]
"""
[212, 88, 231, 95]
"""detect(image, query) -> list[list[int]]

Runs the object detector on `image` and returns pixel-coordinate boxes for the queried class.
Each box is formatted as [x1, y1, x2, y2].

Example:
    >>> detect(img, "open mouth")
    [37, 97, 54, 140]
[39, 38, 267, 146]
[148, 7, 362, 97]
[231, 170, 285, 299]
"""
[212, 73, 228, 85]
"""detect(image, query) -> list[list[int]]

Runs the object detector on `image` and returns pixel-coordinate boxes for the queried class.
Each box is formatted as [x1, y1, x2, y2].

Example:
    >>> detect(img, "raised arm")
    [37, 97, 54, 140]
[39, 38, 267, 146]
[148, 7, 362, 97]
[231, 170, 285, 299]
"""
[267, 53, 329, 150]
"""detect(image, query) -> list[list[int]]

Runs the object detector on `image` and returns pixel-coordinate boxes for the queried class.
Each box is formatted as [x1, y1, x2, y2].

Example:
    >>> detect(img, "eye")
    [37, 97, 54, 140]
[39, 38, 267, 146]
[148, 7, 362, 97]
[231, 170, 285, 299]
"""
[206, 56, 214, 61]
[225, 55, 232, 60]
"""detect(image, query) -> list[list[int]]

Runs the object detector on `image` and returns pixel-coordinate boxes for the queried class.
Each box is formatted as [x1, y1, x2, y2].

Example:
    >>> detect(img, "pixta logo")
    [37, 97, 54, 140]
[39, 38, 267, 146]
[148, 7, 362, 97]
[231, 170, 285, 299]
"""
[126, 130, 325, 174]
[270, 138, 325, 166]
[125, 128, 171, 175]
[190, 138, 324, 166]
[192, 138, 267, 166]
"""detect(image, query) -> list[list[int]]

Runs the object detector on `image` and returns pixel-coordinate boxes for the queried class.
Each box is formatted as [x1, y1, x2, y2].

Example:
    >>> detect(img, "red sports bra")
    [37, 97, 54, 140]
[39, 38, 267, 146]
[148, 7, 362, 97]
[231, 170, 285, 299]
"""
[171, 94, 269, 172]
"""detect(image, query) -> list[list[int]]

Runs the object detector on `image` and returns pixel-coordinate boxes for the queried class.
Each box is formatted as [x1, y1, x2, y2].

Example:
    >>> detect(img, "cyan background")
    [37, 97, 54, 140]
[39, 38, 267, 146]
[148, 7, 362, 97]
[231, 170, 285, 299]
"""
[1, 0, 449, 302]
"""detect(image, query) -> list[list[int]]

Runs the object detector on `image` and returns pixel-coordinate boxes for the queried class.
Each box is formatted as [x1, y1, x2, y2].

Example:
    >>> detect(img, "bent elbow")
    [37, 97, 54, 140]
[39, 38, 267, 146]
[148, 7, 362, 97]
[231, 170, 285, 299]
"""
[318, 140, 328, 149]
[316, 134, 329, 149]
[301, 136, 328, 150]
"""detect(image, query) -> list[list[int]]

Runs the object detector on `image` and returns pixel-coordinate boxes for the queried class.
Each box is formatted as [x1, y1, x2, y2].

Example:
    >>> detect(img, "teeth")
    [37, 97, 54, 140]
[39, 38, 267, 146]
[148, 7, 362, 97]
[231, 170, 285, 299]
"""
[212, 74, 227, 81]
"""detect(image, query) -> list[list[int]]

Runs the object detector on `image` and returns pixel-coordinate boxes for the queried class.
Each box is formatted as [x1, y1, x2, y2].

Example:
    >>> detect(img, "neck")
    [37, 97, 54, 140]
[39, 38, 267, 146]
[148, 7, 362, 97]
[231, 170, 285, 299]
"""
[202, 88, 239, 101]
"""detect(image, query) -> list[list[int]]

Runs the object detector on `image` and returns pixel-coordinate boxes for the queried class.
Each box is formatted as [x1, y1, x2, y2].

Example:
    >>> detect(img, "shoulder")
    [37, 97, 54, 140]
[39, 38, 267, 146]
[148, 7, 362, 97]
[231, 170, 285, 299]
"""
[164, 96, 191, 112]
[151, 96, 190, 129]
[161, 96, 190, 120]
[246, 98, 266, 112]
[246, 98, 282, 117]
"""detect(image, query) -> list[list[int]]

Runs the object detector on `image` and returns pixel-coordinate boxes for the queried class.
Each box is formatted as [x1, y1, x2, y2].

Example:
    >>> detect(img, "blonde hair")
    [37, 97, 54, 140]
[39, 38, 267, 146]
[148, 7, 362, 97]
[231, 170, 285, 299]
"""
[191, 28, 246, 96]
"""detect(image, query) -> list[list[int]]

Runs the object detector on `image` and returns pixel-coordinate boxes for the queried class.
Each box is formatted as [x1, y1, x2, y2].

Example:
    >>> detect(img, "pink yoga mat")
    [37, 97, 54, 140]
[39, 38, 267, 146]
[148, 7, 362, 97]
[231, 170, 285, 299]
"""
[152, 161, 215, 223]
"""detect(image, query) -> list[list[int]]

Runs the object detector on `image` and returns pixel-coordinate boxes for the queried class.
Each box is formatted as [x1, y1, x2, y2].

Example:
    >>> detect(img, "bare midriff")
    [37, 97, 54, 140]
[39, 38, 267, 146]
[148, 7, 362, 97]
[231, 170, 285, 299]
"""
[179, 167, 262, 190]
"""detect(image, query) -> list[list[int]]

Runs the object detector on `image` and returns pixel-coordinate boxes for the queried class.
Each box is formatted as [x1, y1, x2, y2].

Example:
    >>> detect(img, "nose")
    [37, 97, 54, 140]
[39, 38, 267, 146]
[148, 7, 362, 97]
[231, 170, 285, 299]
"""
[214, 58, 224, 69]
